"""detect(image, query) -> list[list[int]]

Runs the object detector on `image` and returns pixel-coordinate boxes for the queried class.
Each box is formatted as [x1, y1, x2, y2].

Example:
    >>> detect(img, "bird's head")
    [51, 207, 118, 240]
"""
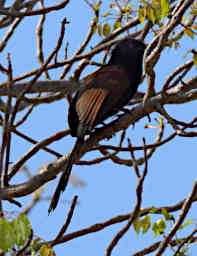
[108, 38, 146, 68]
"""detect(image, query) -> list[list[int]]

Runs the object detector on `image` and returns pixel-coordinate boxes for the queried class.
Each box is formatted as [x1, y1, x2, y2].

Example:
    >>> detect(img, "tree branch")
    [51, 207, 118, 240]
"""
[45, 196, 197, 246]
[0, 0, 70, 17]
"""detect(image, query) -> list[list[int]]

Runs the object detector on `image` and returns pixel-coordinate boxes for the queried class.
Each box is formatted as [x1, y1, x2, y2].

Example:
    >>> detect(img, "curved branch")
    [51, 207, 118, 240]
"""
[48, 196, 197, 246]
[0, 0, 70, 17]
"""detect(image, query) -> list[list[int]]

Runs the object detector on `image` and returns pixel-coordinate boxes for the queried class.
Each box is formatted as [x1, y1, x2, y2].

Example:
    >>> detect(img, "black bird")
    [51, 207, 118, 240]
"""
[48, 38, 146, 214]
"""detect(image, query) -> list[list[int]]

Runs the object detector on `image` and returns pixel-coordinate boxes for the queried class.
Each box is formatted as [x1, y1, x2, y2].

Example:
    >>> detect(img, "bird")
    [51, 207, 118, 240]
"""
[48, 38, 146, 214]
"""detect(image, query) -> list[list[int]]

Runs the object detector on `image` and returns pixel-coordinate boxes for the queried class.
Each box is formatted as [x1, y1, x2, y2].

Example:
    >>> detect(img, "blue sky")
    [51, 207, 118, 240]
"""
[1, 1, 197, 255]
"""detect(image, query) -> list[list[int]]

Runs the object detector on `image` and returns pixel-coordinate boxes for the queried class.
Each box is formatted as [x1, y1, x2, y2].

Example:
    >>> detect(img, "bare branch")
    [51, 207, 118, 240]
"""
[132, 235, 197, 256]
[0, 80, 79, 97]
[36, 0, 50, 80]
[128, 139, 140, 178]
[0, 17, 23, 52]
[0, 0, 70, 17]
[51, 195, 78, 246]
[163, 60, 194, 91]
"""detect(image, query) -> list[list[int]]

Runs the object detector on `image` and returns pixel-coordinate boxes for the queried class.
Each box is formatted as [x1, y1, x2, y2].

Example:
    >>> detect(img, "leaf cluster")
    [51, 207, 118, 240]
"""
[0, 213, 31, 253]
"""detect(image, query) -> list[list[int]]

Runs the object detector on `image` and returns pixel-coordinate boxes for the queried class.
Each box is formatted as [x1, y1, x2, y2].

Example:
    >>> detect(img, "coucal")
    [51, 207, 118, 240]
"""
[48, 38, 146, 214]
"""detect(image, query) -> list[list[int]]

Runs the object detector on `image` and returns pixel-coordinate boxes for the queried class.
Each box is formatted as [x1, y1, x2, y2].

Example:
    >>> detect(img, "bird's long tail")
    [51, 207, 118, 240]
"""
[48, 138, 83, 214]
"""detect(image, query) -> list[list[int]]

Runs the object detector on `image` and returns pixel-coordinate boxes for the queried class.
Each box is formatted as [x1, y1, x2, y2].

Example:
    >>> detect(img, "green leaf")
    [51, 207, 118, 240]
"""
[190, 8, 197, 15]
[0, 218, 15, 253]
[160, 0, 169, 20]
[92, 17, 98, 35]
[30, 237, 43, 255]
[156, 218, 166, 233]
[97, 24, 102, 37]
[167, 39, 173, 48]
[139, 6, 146, 24]
[92, 24, 97, 35]
[39, 244, 55, 256]
[93, 17, 99, 24]
[152, 0, 160, 8]
[102, 11, 111, 17]
[141, 0, 152, 6]
[194, 54, 197, 69]
[113, 21, 121, 31]
[13, 213, 31, 248]
[133, 217, 141, 234]
[152, 218, 166, 237]
[148, 7, 156, 24]
[174, 41, 180, 49]
[184, 28, 194, 39]
[180, 247, 188, 255]
[149, 206, 157, 213]
[102, 23, 111, 37]
[152, 222, 160, 237]
[155, 8, 162, 23]
[161, 208, 174, 221]
[95, 0, 101, 11]
[179, 218, 193, 230]
[141, 215, 151, 234]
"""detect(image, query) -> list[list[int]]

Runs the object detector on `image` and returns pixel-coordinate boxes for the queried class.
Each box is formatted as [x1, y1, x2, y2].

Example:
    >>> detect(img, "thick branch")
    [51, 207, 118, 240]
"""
[0, 76, 196, 99]
[0, 80, 79, 96]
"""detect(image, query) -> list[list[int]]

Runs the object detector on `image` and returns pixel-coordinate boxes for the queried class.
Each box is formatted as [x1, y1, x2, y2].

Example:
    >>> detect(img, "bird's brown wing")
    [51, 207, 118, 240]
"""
[75, 66, 130, 130]
[76, 88, 108, 128]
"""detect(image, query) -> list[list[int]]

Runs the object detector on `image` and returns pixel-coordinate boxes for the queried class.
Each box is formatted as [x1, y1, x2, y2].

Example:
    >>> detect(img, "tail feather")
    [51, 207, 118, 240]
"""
[48, 138, 82, 214]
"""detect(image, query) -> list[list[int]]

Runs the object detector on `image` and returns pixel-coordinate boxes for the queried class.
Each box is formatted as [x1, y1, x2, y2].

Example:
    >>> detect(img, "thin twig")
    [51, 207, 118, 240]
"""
[3, 54, 13, 186]
[23, 189, 44, 215]
[36, 0, 50, 79]
[89, 132, 176, 153]
[75, 151, 118, 165]
[132, 235, 197, 256]
[14, 104, 34, 128]
[128, 139, 140, 178]
[162, 60, 193, 91]
[0, 17, 23, 52]
[0, 54, 13, 201]
[51, 195, 78, 246]
[13, 129, 64, 158]
[8, 129, 68, 180]
[174, 228, 197, 256]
